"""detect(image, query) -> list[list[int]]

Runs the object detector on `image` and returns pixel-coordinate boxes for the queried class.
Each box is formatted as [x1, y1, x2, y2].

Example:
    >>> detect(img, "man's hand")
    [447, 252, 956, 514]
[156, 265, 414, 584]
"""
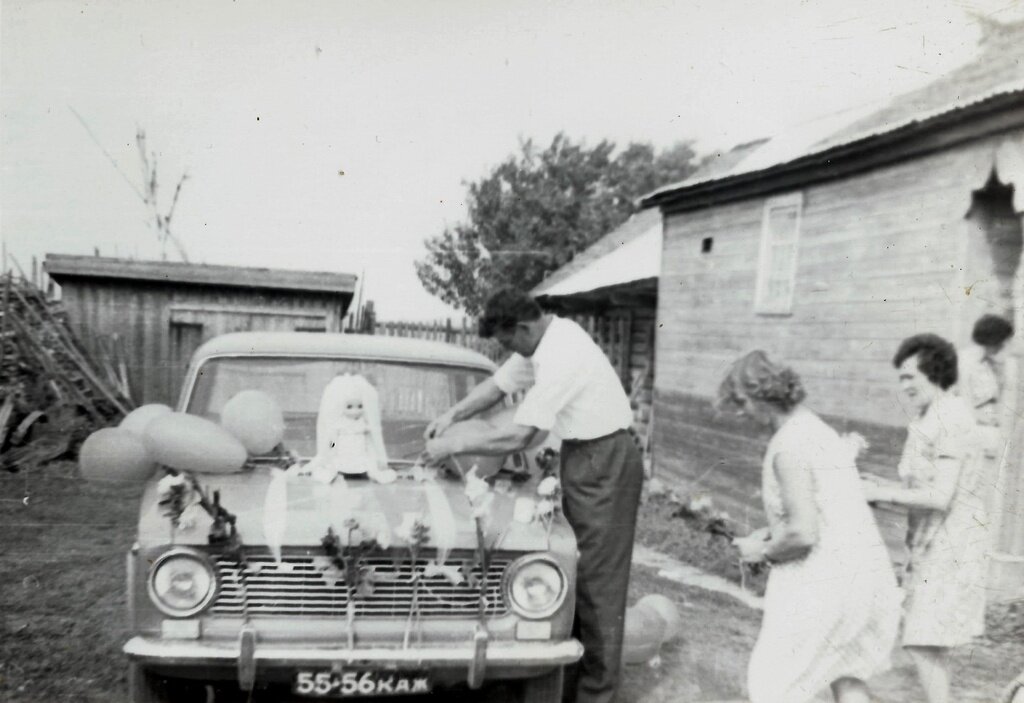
[423, 436, 462, 464]
[424, 410, 457, 440]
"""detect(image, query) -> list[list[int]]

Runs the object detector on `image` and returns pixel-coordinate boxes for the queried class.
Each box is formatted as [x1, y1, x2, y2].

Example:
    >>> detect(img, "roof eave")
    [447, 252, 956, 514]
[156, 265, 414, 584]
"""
[43, 255, 357, 296]
[642, 91, 1024, 214]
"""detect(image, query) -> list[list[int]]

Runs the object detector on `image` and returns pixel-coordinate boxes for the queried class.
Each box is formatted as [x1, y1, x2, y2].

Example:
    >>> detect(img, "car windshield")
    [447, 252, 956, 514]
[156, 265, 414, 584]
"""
[185, 356, 491, 461]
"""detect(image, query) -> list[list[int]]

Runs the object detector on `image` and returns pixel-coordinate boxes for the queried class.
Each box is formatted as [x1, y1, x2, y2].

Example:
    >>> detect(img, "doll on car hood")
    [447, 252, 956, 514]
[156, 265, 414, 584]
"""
[293, 373, 396, 484]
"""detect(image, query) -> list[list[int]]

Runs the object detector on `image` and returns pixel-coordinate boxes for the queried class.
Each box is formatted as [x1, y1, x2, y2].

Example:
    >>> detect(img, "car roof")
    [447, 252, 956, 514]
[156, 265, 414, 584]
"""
[191, 332, 498, 371]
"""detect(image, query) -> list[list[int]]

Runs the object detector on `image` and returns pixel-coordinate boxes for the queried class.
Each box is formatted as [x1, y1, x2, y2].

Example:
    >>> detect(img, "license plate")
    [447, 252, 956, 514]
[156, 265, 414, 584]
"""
[293, 670, 432, 697]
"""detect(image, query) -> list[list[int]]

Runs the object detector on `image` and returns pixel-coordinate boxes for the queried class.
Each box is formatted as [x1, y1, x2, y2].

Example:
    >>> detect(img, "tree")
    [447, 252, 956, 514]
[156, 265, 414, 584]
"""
[416, 133, 698, 314]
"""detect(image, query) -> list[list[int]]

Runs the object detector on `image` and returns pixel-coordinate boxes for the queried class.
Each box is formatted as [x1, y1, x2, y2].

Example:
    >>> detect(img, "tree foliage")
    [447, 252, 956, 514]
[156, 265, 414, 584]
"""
[416, 133, 699, 314]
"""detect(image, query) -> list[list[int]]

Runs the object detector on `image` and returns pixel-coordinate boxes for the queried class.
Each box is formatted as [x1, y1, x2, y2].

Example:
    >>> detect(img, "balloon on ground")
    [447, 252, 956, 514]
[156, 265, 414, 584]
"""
[79, 427, 156, 481]
[144, 413, 247, 473]
[220, 390, 285, 455]
[637, 593, 682, 641]
[622, 600, 668, 664]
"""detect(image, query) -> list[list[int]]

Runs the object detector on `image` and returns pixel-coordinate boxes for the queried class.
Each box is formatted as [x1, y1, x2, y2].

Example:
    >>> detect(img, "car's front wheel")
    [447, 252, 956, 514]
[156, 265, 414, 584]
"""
[128, 664, 211, 703]
[515, 666, 563, 703]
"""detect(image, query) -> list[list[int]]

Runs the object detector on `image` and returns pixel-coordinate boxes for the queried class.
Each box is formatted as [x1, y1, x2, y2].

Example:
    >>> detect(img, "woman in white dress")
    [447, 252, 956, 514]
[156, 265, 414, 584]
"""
[861, 334, 986, 703]
[719, 351, 901, 703]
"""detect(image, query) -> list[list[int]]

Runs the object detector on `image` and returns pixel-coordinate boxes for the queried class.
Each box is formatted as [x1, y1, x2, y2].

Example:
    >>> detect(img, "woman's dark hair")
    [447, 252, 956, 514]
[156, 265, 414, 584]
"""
[716, 350, 806, 413]
[892, 333, 958, 389]
[478, 287, 542, 338]
[972, 314, 1014, 347]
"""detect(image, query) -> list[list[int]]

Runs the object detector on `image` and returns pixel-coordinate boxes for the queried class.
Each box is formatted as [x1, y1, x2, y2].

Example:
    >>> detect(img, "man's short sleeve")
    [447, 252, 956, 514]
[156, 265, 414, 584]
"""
[492, 353, 534, 395]
[512, 355, 583, 432]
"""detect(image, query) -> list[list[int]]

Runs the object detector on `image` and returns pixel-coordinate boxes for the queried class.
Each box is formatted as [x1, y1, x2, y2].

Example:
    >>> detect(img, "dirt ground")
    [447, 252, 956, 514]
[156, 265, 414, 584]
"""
[2, 462, 1023, 703]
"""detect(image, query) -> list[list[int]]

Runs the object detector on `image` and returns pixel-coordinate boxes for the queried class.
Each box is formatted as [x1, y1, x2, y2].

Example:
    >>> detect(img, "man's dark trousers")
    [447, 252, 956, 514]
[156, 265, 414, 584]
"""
[559, 429, 644, 703]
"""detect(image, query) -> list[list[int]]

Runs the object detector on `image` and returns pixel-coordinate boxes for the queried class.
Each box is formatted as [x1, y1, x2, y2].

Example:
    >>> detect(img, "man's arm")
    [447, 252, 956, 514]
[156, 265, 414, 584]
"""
[424, 419, 538, 459]
[424, 377, 506, 439]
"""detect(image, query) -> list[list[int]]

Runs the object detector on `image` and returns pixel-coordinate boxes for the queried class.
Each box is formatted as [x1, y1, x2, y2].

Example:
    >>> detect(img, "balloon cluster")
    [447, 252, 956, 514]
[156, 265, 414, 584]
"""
[622, 594, 682, 665]
[78, 391, 285, 481]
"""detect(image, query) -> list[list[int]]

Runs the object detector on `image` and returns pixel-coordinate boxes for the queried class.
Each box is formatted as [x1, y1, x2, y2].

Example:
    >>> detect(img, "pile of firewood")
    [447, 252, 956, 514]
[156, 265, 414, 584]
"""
[0, 272, 133, 472]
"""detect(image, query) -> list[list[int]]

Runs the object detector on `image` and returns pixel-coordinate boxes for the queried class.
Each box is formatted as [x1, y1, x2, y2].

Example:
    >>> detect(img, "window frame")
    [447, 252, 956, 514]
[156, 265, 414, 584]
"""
[754, 192, 804, 315]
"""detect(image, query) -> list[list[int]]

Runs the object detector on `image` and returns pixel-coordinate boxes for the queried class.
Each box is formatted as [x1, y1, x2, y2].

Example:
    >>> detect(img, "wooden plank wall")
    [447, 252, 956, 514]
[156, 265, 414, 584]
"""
[57, 279, 351, 406]
[565, 306, 656, 454]
[652, 133, 1016, 522]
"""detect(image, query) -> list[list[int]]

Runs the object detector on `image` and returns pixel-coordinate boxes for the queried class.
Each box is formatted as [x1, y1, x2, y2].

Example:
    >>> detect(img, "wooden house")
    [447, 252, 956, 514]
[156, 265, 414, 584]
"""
[532, 208, 662, 460]
[641, 19, 1024, 594]
[44, 255, 356, 406]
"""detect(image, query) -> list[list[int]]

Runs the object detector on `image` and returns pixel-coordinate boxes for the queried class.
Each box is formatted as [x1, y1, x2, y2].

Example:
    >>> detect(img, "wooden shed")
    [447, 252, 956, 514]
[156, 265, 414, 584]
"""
[641, 19, 1024, 593]
[532, 208, 662, 462]
[44, 255, 356, 406]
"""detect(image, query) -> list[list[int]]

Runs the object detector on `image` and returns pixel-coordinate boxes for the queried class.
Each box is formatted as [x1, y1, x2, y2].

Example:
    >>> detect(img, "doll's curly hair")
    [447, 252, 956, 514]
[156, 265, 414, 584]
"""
[716, 350, 807, 413]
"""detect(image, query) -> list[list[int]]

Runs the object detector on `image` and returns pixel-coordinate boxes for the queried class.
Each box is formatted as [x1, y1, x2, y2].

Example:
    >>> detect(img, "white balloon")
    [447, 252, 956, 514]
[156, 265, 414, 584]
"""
[622, 602, 667, 664]
[79, 427, 156, 482]
[220, 390, 285, 455]
[638, 594, 682, 642]
[144, 413, 247, 473]
[119, 404, 172, 436]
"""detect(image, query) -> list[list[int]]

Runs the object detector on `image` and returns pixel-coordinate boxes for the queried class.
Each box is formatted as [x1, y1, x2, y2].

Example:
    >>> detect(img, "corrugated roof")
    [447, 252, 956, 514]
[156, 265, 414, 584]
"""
[644, 18, 1024, 205]
[532, 208, 662, 298]
[192, 331, 496, 371]
[44, 255, 357, 295]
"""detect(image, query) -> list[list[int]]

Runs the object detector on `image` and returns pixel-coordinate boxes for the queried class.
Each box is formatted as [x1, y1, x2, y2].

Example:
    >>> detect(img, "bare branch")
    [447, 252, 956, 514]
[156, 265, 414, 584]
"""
[69, 105, 146, 203]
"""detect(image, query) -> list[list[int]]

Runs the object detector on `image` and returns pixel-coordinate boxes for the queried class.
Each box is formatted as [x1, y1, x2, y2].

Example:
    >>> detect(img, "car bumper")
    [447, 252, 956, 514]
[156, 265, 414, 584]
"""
[125, 630, 583, 690]
[124, 636, 583, 667]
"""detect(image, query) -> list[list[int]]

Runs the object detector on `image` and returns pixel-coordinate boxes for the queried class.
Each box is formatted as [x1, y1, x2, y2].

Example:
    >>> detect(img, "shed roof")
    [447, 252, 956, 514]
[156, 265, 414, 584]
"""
[532, 208, 662, 299]
[44, 255, 357, 295]
[643, 17, 1024, 209]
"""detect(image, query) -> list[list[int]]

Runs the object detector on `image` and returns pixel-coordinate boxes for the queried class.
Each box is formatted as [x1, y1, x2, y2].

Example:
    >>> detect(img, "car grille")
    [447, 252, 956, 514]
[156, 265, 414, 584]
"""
[212, 550, 511, 618]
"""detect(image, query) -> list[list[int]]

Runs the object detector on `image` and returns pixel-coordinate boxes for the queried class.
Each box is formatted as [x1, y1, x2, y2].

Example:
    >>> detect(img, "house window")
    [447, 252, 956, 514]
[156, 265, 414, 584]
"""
[755, 193, 803, 314]
[701, 237, 713, 254]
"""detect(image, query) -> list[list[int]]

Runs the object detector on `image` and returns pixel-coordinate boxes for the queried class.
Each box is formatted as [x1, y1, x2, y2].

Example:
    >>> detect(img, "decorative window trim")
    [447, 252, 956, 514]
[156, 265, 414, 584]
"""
[754, 192, 803, 315]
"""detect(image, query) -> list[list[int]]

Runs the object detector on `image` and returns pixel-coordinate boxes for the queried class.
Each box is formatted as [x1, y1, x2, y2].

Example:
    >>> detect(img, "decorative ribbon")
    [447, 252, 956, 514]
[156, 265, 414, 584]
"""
[423, 481, 457, 566]
[262, 468, 289, 567]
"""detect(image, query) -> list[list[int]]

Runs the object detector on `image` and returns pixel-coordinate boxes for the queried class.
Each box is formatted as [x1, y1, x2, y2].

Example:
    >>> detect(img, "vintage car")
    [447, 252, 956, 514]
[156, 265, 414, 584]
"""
[124, 332, 581, 702]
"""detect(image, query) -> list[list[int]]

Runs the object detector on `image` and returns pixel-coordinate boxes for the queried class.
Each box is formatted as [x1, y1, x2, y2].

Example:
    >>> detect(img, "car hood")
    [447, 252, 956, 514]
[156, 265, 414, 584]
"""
[137, 467, 558, 553]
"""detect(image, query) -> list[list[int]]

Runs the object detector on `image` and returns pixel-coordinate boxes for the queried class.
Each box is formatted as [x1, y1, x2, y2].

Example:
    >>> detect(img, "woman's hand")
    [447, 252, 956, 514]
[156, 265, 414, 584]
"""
[860, 478, 888, 504]
[733, 530, 770, 564]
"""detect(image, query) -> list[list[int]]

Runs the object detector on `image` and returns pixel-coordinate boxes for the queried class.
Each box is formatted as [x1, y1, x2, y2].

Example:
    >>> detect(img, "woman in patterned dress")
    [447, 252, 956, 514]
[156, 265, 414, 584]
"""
[861, 334, 986, 703]
[719, 351, 901, 703]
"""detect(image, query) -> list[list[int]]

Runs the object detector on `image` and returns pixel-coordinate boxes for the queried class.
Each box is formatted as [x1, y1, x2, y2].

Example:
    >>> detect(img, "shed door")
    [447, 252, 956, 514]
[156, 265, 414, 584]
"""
[167, 304, 332, 402]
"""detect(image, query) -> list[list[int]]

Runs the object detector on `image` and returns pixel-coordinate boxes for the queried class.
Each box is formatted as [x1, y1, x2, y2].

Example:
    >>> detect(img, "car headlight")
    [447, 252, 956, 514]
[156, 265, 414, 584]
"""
[147, 548, 216, 617]
[504, 555, 567, 619]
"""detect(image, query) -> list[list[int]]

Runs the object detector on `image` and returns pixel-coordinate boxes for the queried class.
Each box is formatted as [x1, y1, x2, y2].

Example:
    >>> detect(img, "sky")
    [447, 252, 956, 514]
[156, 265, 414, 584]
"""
[2, 0, 1022, 320]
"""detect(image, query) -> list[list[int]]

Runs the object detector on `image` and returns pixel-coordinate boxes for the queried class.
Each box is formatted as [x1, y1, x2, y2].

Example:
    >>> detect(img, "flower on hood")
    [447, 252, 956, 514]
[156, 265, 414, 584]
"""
[395, 512, 429, 545]
[537, 499, 555, 518]
[464, 465, 490, 503]
[423, 562, 465, 586]
[375, 528, 392, 551]
[537, 476, 560, 497]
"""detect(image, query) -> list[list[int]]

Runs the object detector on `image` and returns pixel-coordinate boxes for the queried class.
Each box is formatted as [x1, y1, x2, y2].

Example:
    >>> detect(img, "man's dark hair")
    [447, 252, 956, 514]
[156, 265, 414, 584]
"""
[972, 314, 1014, 347]
[478, 287, 542, 338]
[892, 333, 958, 390]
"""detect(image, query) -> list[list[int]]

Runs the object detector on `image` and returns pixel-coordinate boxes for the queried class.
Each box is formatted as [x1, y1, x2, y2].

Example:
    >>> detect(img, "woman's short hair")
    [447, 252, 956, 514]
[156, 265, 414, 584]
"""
[478, 287, 542, 338]
[972, 314, 1014, 347]
[892, 333, 958, 389]
[716, 350, 807, 413]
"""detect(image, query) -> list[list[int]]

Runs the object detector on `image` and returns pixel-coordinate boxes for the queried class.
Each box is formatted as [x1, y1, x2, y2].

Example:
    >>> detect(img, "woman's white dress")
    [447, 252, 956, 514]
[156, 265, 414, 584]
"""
[748, 409, 902, 703]
[899, 393, 986, 647]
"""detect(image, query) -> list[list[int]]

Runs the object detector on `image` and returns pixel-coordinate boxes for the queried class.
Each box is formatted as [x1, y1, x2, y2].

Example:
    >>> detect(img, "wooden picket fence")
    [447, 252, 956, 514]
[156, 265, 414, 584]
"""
[370, 317, 506, 363]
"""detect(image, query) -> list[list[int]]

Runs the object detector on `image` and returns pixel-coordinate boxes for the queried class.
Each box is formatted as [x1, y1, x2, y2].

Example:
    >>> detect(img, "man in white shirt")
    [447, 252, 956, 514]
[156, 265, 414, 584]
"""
[423, 288, 643, 703]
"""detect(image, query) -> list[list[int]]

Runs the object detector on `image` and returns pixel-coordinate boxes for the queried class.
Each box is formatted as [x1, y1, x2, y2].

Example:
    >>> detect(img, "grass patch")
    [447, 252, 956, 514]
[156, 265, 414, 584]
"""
[635, 489, 769, 598]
